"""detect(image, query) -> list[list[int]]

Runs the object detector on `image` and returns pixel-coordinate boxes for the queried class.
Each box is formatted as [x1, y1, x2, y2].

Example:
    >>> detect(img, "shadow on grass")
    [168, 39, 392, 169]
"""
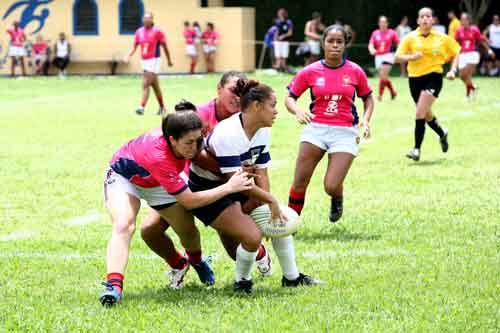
[296, 225, 381, 242]
[408, 158, 446, 166]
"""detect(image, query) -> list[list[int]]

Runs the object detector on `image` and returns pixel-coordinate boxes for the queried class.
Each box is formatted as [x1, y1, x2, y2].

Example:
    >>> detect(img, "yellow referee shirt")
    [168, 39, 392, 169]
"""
[448, 17, 461, 38]
[395, 28, 461, 77]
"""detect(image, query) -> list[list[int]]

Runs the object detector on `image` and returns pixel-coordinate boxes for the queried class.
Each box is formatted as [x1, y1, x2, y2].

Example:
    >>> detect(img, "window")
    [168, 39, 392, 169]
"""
[119, 0, 144, 35]
[73, 0, 98, 35]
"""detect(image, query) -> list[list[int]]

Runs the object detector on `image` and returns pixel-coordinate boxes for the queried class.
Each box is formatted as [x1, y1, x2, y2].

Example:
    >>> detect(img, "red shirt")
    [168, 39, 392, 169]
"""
[455, 25, 485, 53]
[369, 29, 399, 55]
[7, 27, 25, 46]
[32, 42, 48, 55]
[201, 30, 219, 46]
[288, 60, 372, 127]
[184, 28, 197, 45]
[134, 26, 167, 60]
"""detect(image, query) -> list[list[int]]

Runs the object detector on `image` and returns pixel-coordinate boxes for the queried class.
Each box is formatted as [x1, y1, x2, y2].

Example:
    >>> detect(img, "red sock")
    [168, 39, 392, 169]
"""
[378, 79, 386, 97]
[466, 83, 474, 96]
[106, 272, 124, 293]
[140, 101, 146, 108]
[255, 244, 266, 261]
[166, 251, 188, 270]
[386, 79, 396, 96]
[157, 96, 164, 108]
[186, 250, 202, 265]
[288, 188, 305, 215]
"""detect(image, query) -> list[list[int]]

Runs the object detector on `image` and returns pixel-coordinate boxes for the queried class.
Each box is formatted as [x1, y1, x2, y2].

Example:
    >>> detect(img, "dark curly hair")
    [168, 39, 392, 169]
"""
[161, 100, 202, 140]
[322, 24, 352, 45]
[232, 79, 274, 111]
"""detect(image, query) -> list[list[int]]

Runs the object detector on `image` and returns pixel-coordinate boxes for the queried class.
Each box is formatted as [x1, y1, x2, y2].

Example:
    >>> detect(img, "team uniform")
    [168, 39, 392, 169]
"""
[488, 24, 500, 59]
[134, 26, 167, 74]
[274, 18, 293, 58]
[105, 128, 187, 210]
[287, 59, 372, 157]
[7, 27, 26, 57]
[184, 28, 197, 57]
[201, 30, 219, 54]
[455, 25, 486, 70]
[188, 113, 270, 225]
[32, 42, 48, 63]
[369, 29, 400, 68]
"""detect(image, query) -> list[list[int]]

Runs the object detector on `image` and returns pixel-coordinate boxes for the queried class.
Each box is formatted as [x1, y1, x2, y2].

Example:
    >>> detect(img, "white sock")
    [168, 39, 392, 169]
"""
[235, 244, 257, 281]
[272, 235, 299, 280]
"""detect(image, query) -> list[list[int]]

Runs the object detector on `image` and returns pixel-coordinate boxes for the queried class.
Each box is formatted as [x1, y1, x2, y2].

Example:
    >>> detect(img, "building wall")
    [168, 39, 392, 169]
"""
[0, 0, 255, 75]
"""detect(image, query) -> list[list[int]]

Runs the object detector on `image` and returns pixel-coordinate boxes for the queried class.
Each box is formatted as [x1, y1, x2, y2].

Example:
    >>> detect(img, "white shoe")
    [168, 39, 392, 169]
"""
[166, 261, 189, 290]
[255, 245, 273, 277]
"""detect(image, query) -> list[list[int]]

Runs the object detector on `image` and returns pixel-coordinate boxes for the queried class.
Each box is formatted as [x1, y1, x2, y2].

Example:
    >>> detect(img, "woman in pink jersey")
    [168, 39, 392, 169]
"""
[285, 24, 374, 223]
[368, 15, 400, 101]
[32, 34, 49, 76]
[124, 12, 173, 115]
[6, 21, 26, 77]
[183, 21, 198, 74]
[202, 22, 219, 73]
[100, 101, 252, 307]
[455, 13, 495, 100]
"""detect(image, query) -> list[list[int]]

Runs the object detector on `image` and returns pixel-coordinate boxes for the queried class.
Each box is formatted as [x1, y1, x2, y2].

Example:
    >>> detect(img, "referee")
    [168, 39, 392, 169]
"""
[395, 7, 461, 161]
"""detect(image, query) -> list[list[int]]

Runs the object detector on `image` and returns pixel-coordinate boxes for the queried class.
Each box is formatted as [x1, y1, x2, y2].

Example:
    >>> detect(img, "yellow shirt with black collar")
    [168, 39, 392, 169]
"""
[448, 18, 461, 38]
[396, 28, 461, 77]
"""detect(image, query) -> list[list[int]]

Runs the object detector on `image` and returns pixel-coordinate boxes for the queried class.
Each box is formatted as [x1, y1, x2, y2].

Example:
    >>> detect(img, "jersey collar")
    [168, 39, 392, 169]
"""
[321, 58, 346, 69]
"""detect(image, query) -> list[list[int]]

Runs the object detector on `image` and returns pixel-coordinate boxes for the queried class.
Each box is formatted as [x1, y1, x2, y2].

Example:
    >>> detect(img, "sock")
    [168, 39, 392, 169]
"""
[386, 79, 396, 96]
[157, 96, 164, 108]
[166, 251, 188, 270]
[378, 79, 386, 97]
[235, 244, 257, 281]
[255, 244, 266, 261]
[288, 188, 305, 215]
[106, 272, 124, 293]
[186, 249, 202, 265]
[414, 119, 426, 149]
[426, 117, 445, 138]
[466, 83, 473, 96]
[140, 101, 145, 108]
[271, 236, 299, 280]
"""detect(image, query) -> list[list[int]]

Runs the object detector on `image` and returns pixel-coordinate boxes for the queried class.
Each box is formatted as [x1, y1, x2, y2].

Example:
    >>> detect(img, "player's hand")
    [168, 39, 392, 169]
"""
[446, 70, 456, 80]
[241, 162, 256, 175]
[411, 52, 422, 61]
[167, 60, 173, 67]
[270, 200, 288, 224]
[362, 122, 371, 139]
[123, 55, 130, 64]
[488, 49, 496, 60]
[369, 49, 376, 56]
[226, 170, 252, 193]
[295, 108, 315, 124]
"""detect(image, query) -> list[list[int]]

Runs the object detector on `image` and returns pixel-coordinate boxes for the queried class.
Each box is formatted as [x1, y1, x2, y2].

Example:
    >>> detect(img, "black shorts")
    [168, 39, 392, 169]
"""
[408, 72, 443, 104]
[188, 173, 248, 226]
[491, 47, 500, 60]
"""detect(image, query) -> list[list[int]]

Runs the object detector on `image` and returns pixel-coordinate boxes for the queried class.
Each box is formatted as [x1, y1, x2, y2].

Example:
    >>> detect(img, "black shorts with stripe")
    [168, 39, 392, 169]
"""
[408, 72, 443, 104]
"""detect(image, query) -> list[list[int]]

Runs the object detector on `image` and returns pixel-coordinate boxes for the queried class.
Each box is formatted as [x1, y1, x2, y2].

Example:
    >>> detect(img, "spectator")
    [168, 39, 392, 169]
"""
[273, 8, 293, 72]
[433, 15, 446, 34]
[201, 22, 219, 73]
[448, 10, 461, 38]
[304, 11, 325, 65]
[32, 34, 50, 76]
[396, 16, 412, 76]
[483, 14, 500, 76]
[183, 21, 198, 74]
[6, 21, 26, 77]
[335, 17, 356, 55]
[53, 32, 71, 77]
[263, 23, 278, 68]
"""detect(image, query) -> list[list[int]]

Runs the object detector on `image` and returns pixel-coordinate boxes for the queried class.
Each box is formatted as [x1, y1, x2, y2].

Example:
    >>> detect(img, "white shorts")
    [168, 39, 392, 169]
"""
[274, 41, 290, 58]
[458, 51, 480, 70]
[307, 40, 321, 55]
[375, 52, 395, 69]
[8, 46, 26, 57]
[141, 57, 161, 74]
[186, 44, 197, 57]
[300, 123, 360, 156]
[34, 54, 47, 62]
[104, 168, 179, 208]
[203, 45, 216, 54]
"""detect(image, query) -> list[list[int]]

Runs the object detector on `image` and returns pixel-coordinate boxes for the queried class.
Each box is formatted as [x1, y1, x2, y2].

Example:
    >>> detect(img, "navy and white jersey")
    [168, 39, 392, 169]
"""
[190, 113, 271, 183]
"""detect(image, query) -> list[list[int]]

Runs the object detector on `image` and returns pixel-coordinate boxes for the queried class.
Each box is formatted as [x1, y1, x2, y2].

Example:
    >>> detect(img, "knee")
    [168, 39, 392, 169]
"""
[140, 217, 168, 240]
[113, 219, 136, 236]
[241, 227, 262, 250]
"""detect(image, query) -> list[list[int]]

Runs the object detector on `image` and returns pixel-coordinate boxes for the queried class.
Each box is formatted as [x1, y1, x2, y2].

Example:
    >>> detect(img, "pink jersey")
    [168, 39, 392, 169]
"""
[110, 128, 188, 194]
[197, 99, 220, 136]
[134, 26, 166, 60]
[7, 27, 25, 47]
[201, 31, 219, 46]
[369, 29, 399, 55]
[32, 42, 48, 55]
[184, 28, 197, 45]
[455, 25, 485, 53]
[288, 60, 372, 127]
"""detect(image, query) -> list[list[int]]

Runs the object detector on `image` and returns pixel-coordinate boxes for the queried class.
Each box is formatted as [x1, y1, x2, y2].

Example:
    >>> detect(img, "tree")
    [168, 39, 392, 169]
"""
[459, 0, 491, 24]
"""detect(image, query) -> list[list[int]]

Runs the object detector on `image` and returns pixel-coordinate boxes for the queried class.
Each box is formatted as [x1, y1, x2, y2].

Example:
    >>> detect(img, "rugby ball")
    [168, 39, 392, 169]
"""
[250, 204, 300, 238]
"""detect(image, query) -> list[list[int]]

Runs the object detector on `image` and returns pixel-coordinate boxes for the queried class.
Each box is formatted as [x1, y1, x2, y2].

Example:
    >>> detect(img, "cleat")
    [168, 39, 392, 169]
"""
[157, 107, 166, 116]
[440, 130, 449, 153]
[99, 282, 122, 307]
[135, 107, 145, 115]
[406, 148, 420, 161]
[166, 259, 189, 290]
[391, 92, 397, 100]
[255, 245, 273, 277]
[329, 197, 343, 223]
[282, 273, 322, 287]
[191, 256, 215, 286]
[233, 278, 253, 294]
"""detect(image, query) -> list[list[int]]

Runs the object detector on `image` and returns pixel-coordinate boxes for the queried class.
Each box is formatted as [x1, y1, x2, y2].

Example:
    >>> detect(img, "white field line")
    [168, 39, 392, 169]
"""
[0, 230, 38, 242]
[302, 248, 413, 259]
[63, 210, 102, 226]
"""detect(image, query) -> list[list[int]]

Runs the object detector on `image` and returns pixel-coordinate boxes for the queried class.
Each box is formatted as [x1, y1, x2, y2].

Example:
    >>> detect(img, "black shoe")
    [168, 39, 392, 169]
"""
[282, 273, 322, 287]
[233, 279, 253, 294]
[329, 197, 343, 223]
[440, 130, 449, 153]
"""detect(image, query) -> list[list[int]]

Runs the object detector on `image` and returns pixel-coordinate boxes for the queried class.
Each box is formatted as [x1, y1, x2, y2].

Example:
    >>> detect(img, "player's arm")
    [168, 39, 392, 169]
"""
[394, 37, 421, 62]
[361, 94, 375, 138]
[304, 22, 320, 40]
[161, 42, 173, 67]
[285, 94, 314, 124]
[191, 148, 220, 174]
[124, 43, 138, 63]
[368, 41, 377, 56]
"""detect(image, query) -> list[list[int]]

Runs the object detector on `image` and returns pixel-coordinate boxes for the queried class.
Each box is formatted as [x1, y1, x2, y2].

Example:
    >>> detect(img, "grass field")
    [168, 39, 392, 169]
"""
[1, 74, 499, 332]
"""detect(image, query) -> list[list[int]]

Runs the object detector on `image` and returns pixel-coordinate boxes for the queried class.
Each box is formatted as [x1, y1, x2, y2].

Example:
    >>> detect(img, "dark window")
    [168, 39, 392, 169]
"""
[119, 0, 144, 35]
[200, 0, 208, 7]
[73, 0, 98, 35]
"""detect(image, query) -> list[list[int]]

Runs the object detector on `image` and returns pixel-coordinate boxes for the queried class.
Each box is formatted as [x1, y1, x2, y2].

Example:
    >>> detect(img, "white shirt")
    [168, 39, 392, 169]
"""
[433, 25, 446, 35]
[56, 40, 69, 57]
[488, 24, 500, 48]
[397, 25, 411, 40]
[190, 113, 271, 182]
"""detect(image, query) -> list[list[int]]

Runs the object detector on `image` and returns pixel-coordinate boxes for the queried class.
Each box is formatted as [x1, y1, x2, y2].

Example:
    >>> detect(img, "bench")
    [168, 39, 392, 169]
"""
[70, 51, 123, 75]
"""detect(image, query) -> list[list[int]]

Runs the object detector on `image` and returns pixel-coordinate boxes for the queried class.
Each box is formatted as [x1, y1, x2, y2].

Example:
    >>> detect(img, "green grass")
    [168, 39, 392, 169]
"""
[1, 74, 499, 332]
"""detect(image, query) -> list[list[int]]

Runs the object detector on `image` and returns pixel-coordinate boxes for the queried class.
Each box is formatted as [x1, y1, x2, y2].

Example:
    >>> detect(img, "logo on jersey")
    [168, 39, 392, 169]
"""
[325, 95, 341, 115]
[315, 77, 325, 87]
[342, 75, 351, 86]
[250, 148, 261, 164]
